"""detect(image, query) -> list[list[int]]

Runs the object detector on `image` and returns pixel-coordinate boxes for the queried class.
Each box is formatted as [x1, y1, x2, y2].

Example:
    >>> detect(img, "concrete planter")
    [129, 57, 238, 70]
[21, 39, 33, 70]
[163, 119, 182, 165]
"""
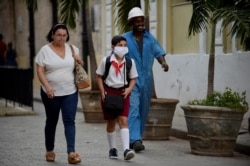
[143, 98, 179, 140]
[79, 90, 105, 123]
[181, 105, 246, 157]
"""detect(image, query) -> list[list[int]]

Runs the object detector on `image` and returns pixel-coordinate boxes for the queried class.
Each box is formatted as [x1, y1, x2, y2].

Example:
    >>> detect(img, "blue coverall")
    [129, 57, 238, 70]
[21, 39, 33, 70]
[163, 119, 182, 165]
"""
[123, 30, 166, 143]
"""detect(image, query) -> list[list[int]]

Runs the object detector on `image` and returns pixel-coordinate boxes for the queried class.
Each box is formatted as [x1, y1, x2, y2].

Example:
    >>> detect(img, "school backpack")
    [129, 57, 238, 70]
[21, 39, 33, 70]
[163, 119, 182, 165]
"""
[103, 55, 132, 83]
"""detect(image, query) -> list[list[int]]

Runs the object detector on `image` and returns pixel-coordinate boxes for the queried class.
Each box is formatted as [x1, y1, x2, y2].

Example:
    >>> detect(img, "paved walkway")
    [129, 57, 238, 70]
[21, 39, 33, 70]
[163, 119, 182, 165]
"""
[0, 96, 249, 166]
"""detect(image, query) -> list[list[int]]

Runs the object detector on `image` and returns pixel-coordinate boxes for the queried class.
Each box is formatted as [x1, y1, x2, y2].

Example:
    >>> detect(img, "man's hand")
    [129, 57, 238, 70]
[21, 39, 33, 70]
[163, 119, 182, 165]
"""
[161, 62, 169, 72]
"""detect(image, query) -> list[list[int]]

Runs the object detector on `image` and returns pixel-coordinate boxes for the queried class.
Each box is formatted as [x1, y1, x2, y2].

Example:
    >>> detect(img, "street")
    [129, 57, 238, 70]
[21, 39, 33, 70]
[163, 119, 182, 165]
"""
[0, 101, 249, 166]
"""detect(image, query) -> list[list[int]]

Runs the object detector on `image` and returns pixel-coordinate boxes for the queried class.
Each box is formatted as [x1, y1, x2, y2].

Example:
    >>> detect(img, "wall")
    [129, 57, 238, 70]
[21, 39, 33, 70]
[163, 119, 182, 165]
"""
[1, 1, 249, 111]
[153, 52, 250, 127]
[172, 2, 199, 54]
[0, 1, 15, 43]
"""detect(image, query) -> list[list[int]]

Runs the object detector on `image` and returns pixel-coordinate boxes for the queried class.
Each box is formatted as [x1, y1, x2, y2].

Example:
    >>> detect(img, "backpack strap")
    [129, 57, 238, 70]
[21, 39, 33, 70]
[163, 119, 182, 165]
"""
[103, 55, 111, 81]
[124, 56, 132, 83]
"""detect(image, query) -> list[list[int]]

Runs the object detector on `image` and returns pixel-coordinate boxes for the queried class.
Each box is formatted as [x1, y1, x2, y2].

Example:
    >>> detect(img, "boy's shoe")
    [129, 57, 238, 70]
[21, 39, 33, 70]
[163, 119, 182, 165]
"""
[130, 140, 145, 152]
[109, 148, 118, 159]
[124, 149, 135, 160]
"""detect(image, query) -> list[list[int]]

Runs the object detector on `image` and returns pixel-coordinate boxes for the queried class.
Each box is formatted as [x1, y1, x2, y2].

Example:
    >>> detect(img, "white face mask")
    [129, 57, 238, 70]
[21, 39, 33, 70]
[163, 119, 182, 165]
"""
[114, 46, 129, 58]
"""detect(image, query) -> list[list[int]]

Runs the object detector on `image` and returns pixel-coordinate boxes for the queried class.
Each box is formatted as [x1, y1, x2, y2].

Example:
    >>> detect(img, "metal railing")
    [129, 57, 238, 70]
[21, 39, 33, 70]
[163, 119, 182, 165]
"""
[0, 66, 33, 109]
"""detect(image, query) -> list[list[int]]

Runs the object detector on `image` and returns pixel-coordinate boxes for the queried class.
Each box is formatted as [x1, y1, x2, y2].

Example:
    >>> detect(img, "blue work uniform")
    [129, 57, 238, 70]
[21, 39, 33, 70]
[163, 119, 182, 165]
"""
[123, 30, 166, 143]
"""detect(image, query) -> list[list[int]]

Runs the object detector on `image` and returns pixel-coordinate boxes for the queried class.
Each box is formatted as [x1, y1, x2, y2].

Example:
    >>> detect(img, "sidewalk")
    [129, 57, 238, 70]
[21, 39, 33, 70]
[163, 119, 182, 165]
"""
[1, 101, 249, 166]
[0, 99, 35, 116]
[1, 91, 250, 158]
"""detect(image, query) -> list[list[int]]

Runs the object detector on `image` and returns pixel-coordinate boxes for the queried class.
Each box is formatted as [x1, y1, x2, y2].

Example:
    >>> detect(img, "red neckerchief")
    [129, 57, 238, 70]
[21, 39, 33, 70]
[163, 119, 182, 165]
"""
[111, 61, 124, 77]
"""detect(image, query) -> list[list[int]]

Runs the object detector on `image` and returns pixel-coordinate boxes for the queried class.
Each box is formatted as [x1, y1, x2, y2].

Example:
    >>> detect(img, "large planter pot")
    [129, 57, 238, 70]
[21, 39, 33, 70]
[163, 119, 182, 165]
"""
[143, 98, 179, 140]
[79, 90, 105, 123]
[181, 105, 246, 157]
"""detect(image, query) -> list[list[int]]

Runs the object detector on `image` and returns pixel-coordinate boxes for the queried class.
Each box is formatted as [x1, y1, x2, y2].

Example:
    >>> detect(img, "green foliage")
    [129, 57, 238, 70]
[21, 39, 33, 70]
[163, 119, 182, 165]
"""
[188, 87, 249, 111]
[188, 0, 250, 50]
[213, 1, 250, 50]
[113, 0, 141, 33]
[188, 0, 220, 36]
[58, 0, 81, 29]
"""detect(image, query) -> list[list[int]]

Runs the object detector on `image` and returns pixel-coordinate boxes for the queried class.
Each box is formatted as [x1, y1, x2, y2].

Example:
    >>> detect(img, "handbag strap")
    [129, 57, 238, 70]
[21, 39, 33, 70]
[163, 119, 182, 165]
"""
[69, 44, 75, 59]
[70, 44, 79, 66]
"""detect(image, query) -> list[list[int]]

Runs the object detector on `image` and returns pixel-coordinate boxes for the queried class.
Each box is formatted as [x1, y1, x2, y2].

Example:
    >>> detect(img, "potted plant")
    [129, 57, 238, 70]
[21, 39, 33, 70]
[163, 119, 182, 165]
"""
[182, 0, 250, 156]
[181, 87, 248, 156]
[143, 98, 179, 140]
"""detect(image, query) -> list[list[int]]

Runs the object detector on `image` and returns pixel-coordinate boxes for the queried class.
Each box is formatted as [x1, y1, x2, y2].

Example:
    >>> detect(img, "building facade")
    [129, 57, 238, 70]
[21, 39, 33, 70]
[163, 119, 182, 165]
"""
[0, 0, 249, 126]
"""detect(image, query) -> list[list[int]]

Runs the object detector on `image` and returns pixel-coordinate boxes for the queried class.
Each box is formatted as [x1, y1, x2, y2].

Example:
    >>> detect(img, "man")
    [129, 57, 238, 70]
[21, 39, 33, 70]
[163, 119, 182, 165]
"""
[123, 7, 169, 152]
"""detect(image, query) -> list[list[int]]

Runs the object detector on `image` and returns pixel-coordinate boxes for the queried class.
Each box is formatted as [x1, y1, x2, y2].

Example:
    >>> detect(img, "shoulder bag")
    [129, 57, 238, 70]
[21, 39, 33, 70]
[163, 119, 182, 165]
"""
[103, 61, 126, 115]
[69, 44, 90, 89]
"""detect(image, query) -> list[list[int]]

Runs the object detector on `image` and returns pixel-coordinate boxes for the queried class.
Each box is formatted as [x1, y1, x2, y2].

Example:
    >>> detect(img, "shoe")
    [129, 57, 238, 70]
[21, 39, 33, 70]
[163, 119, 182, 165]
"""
[124, 149, 135, 160]
[109, 148, 118, 159]
[45, 151, 55, 162]
[68, 152, 81, 164]
[131, 140, 145, 152]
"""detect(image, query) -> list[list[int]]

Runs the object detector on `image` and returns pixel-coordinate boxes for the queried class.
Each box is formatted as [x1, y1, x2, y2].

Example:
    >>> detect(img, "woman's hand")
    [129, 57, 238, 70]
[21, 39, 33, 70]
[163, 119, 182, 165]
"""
[45, 86, 55, 98]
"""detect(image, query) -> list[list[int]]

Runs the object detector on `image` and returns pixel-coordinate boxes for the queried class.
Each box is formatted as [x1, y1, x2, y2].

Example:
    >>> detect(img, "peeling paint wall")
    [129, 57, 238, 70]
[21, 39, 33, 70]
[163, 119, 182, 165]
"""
[153, 52, 250, 122]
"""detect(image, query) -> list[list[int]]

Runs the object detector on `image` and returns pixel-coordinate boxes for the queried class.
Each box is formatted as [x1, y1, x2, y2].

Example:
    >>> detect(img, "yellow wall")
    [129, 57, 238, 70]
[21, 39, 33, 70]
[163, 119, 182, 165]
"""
[172, 3, 199, 54]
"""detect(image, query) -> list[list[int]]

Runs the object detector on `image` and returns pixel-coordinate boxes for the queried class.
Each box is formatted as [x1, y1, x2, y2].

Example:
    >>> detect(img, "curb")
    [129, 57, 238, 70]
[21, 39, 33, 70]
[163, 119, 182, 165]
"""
[170, 127, 250, 156]
[170, 128, 188, 140]
[0, 107, 36, 117]
[235, 132, 250, 156]
[235, 143, 250, 156]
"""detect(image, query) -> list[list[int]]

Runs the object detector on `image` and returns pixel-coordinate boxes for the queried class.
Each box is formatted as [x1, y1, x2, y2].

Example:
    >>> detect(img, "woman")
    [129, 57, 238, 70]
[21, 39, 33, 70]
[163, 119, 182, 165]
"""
[35, 23, 82, 164]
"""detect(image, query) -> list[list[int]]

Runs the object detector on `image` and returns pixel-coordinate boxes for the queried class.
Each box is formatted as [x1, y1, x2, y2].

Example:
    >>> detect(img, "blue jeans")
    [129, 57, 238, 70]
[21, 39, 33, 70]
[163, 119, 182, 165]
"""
[41, 88, 78, 154]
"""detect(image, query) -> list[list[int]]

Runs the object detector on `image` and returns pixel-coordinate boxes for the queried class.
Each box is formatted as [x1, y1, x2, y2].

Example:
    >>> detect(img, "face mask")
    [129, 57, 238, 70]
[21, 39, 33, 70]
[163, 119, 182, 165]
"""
[114, 46, 129, 58]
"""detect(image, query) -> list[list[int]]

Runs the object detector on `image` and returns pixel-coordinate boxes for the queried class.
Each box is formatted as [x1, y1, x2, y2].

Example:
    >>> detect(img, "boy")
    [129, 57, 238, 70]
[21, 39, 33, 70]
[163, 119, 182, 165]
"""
[96, 35, 138, 160]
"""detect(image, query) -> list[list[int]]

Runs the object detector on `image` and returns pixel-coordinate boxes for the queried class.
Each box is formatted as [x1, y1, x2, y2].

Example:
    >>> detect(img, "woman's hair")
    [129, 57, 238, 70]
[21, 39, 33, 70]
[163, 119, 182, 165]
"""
[46, 23, 70, 42]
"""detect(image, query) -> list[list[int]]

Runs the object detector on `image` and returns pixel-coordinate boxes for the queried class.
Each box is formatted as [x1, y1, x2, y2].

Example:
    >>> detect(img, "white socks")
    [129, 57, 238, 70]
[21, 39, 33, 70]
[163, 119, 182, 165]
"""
[107, 128, 130, 151]
[120, 128, 130, 151]
[107, 131, 116, 149]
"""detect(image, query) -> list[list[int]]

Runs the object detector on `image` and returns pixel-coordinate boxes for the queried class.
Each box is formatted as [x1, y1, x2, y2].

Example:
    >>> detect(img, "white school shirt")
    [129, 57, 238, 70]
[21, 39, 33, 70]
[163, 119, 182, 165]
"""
[35, 43, 78, 96]
[96, 54, 138, 88]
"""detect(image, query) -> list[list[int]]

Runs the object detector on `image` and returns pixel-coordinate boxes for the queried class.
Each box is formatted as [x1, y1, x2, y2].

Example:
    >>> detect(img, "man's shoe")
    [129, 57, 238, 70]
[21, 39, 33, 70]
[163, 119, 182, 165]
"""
[109, 148, 118, 159]
[124, 149, 135, 160]
[131, 140, 145, 152]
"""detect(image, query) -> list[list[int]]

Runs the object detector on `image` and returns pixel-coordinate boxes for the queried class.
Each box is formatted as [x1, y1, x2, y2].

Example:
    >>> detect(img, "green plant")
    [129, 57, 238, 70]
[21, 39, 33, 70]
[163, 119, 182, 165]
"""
[188, 87, 249, 111]
[188, 0, 250, 98]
